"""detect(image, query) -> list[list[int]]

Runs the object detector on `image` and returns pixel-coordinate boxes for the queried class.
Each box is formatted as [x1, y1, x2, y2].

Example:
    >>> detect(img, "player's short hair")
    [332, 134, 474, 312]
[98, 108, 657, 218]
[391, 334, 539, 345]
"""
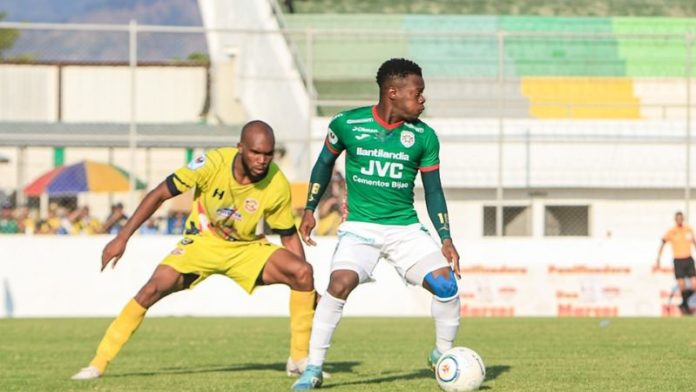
[376, 58, 422, 91]
[676, 211, 684, 217]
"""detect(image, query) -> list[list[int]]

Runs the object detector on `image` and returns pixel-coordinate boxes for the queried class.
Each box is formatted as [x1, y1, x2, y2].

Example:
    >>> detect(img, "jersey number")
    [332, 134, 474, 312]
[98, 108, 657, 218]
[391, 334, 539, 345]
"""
[360, 160, 403, 179]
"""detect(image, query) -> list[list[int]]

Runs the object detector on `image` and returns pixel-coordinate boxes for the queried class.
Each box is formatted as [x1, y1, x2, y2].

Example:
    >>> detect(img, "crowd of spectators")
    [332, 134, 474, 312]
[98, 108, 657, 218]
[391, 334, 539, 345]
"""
[0, 170, 347, 236]
[0, 202, 182, 235]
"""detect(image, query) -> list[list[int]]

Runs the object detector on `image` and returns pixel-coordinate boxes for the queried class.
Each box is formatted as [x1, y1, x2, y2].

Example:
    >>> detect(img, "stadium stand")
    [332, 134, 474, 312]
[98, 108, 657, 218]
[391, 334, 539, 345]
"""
[285, 14, 696, 119]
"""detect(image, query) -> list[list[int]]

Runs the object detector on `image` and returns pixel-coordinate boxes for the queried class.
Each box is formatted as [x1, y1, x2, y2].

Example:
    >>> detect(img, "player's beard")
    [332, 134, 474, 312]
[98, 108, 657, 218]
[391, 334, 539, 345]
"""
[241, 155, 268, 182]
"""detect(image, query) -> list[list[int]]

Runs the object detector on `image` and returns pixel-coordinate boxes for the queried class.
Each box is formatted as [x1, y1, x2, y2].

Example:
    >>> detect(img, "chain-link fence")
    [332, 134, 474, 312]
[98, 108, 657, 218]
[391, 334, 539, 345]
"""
[0, 19, 695, 238]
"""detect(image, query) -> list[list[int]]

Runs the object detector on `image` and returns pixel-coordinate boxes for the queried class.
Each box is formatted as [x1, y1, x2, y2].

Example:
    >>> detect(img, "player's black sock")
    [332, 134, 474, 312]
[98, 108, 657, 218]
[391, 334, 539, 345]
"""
[681, 290, 693, 307]
[684, 289, 694, 302]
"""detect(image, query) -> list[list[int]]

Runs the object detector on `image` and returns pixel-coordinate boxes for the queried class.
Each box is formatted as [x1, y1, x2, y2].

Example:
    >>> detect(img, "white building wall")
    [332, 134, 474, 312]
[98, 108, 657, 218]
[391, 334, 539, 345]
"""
[0, 65, 57, 121]
[61, 66, 207, 123]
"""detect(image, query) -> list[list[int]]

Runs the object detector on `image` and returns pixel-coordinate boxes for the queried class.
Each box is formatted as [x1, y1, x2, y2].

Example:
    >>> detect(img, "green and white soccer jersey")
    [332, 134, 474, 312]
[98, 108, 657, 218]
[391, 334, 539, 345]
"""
[324, 105, 441, 225]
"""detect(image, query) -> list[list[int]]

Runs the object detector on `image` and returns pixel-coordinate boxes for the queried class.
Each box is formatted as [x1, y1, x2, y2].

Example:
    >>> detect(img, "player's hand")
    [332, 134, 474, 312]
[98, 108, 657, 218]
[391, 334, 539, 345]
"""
[299, 209, 317, 246]
[101, 236, 127, 271]
[441, 238, 461, 279]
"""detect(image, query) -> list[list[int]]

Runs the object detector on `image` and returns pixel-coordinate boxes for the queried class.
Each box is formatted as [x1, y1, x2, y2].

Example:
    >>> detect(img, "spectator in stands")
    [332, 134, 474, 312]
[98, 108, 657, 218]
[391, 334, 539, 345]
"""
[38, 205, 61, 234]
[15, 205, 36, 234]
[102, 203, 128, 235]
[314, 171, 345, 236]
[71, 206, 103, 235]
[657, 211, 696, 315]
[0, 202, 19, 234]
[167, 211, 187, 235]
[140, 218, 161, 235]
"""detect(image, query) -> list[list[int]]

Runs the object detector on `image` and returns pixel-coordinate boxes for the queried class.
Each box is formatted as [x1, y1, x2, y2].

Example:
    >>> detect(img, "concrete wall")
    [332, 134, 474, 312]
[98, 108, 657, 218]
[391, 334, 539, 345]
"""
[0, 64, 210, 123]
[0, 236, 685, 318]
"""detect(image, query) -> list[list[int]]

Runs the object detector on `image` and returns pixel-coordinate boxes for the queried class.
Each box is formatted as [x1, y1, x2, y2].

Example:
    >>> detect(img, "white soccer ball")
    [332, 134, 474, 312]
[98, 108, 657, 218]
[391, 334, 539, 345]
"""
[435, 347, 486, 392]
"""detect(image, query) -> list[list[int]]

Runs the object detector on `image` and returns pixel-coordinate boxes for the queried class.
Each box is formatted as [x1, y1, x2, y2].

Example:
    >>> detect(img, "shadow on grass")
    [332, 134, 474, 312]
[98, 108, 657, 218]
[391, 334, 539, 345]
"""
[479, 365, 511, 390]
[322, 369, 434, 389]
[112, 361, 360, 378]
[321, 364, 510, 390]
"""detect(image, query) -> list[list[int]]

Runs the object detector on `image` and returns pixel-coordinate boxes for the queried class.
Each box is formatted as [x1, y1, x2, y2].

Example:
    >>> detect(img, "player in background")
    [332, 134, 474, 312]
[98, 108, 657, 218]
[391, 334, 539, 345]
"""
[72, 120, 317, 380]
[292, 58, 461, 390]
[656, 211, 696, 315]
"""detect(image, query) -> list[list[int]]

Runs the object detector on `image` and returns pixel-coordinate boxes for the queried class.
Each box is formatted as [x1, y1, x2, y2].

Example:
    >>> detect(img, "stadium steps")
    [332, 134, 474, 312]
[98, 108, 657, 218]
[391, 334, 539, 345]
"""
[426, 79, 530, 118]
[612, 17, 696, 77]
[633, 78, 696, 119]
[520, 77, 641, 119]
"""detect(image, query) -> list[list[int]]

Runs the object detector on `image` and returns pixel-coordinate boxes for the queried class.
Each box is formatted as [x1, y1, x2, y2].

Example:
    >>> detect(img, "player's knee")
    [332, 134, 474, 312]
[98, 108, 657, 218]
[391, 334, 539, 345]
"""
[327, 271, 358, 300]
[425, 269, 458, 301]
[292, 262, 314, 291]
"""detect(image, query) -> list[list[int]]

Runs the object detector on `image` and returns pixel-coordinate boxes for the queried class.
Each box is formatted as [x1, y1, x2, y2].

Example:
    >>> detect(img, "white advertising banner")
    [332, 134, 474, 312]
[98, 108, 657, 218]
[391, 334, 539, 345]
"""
[0, 236, 688, 317]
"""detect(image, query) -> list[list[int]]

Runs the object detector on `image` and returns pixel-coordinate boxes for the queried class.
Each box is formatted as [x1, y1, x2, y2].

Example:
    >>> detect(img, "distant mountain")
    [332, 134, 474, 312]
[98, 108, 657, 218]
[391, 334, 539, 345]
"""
[1, 0, 207, 62]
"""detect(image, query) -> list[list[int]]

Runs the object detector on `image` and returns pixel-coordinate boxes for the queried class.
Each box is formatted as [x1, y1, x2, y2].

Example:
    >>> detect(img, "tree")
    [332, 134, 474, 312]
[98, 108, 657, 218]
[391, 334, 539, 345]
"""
[0, 12, 20, 59]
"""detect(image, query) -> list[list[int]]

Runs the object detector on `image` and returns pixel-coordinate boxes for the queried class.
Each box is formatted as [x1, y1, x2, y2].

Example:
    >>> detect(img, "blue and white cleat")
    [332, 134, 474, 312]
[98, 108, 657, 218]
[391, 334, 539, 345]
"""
[291, 364, 323, 390]
[427, 347, 442, 371]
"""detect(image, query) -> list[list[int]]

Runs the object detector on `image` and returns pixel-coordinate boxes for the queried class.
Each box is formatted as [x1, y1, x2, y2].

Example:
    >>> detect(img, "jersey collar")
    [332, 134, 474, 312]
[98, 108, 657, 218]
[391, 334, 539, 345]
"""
[372, 105, 404, 130]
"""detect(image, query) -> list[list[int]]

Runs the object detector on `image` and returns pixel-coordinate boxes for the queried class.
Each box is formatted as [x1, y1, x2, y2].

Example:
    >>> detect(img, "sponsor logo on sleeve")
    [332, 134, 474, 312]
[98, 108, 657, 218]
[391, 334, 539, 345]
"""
[187, 155, 206, 170]
[328, 130, 338, 144]
[403, 122, 424, 133]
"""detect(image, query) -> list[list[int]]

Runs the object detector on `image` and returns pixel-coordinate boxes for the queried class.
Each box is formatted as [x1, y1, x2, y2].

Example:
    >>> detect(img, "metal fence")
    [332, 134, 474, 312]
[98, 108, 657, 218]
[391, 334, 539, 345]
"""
[0, 20, 695, 237]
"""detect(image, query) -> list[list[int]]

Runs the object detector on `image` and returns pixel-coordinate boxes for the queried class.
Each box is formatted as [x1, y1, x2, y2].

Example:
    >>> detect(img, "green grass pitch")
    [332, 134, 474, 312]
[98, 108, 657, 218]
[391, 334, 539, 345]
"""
[0, 317, 694, 391]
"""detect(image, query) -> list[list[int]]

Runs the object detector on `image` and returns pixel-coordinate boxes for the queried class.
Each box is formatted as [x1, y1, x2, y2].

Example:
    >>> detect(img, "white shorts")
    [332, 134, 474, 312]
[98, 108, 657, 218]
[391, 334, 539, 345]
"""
[331, 221, 449, 286]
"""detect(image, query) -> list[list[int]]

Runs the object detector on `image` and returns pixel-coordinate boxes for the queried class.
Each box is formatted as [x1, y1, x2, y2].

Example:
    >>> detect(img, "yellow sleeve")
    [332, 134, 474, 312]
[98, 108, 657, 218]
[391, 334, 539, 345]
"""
[265, 177, 295, 233]
[166, 150, 222, 195]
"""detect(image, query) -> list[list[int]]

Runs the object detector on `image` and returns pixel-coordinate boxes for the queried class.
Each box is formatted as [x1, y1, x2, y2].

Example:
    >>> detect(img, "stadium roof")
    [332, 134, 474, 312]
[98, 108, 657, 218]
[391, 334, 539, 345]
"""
[0, 122, 242, 148]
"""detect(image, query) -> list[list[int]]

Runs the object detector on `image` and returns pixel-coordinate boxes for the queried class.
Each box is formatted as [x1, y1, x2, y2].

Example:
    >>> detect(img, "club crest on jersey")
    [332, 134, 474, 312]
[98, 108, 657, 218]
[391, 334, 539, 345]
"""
[244, 198, 259, 213]
[187, 155, 206, 170]
[400, 131, 415, 148]
[180, 238, 194, 245]
[328, 129, 338, 144]
[216, 207, 242, 221]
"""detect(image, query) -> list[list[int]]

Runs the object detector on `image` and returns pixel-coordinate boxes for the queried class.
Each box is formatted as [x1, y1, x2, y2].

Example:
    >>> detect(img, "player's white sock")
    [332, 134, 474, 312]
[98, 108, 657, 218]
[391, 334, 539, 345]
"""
[307, 292, 346, 367]
[432, 295, 460, 354]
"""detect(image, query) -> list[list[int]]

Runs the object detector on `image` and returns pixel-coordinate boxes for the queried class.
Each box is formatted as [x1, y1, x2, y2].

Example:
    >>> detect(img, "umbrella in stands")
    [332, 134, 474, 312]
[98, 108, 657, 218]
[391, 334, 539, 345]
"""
[23, 160, 147, 196]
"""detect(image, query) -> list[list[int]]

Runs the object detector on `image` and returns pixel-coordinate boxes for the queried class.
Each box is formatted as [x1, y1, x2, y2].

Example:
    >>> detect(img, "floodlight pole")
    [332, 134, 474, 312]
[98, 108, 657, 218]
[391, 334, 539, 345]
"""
[129, 20, 138, 211]
[496, 31, 506, 237]
[306, 28, 315, 181]
[686, 32, 693, 221]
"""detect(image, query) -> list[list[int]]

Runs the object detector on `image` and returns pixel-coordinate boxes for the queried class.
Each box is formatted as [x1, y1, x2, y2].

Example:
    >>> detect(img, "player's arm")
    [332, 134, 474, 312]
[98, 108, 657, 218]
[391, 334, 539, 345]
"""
[301, 129, 343, 246]
[279, 230, 307, 262]
[656, 239, 667, 268]
[421, 167, 460, 278]
[101, 181, 174, 271]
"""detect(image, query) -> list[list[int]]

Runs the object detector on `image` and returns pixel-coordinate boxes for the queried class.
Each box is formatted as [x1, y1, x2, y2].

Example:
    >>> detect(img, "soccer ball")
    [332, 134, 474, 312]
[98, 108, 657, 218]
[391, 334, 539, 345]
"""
[435, 347, 486, 392]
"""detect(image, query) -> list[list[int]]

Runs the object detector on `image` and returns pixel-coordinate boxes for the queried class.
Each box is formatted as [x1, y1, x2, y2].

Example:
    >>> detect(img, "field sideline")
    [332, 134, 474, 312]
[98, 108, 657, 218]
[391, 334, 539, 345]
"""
[0, 317, 693, 391]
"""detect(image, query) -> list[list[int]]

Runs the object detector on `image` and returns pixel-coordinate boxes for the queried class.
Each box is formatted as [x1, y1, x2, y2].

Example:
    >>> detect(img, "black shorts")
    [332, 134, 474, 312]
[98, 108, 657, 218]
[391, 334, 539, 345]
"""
[673, 257, 696, 279]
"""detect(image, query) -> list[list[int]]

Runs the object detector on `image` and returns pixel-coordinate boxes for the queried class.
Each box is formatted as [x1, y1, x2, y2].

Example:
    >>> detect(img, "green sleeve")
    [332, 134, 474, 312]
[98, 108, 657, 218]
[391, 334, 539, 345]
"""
[421, 168, 451, 242]
[305, 144, 339, 211]
[306, 116, 345, 210]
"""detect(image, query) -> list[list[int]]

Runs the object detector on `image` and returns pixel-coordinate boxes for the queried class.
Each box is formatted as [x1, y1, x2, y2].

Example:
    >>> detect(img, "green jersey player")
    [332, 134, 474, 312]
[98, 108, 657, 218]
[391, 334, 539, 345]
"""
[293, 58, 461, 390]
